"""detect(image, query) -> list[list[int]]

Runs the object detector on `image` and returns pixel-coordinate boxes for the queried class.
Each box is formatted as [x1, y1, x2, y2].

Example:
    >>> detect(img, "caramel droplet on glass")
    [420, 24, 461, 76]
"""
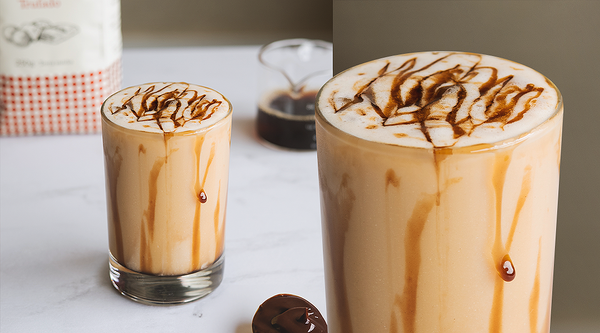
[199, 190, 207, 203]
[499, 254, 516, 282]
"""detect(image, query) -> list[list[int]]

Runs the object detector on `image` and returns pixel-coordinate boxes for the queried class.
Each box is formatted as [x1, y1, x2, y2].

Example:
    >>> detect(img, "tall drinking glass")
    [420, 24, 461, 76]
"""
[101, 82, 232, 304]
[315, 52, 563, 332]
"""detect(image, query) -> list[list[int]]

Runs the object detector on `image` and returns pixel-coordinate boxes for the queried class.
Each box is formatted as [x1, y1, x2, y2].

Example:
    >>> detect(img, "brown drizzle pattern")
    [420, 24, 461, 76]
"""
[110, 83, 223, 133]
[329, 53, 544, 147]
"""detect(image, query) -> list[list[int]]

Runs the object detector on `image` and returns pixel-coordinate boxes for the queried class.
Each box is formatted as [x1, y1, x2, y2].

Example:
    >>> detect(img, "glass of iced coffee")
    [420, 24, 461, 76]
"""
[101, 82, 232, 304]
[316, 52, 562, 332]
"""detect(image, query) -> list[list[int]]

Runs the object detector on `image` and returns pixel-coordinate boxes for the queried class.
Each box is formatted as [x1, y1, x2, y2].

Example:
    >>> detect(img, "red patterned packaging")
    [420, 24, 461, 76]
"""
[0, 0, 122, 135]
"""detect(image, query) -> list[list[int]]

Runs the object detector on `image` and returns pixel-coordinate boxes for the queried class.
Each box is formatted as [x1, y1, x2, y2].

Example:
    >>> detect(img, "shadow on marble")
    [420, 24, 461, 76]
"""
[97, 257, 115, 290]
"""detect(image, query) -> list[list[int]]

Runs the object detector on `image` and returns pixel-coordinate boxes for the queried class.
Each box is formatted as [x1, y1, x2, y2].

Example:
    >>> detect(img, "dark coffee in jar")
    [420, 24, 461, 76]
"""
[256, 90, 317, 150]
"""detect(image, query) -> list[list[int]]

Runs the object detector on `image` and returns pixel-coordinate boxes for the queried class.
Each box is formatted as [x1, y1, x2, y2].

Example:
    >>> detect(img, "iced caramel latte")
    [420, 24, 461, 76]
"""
[316, 52, 562, 332]
[101, 82, 232, 304]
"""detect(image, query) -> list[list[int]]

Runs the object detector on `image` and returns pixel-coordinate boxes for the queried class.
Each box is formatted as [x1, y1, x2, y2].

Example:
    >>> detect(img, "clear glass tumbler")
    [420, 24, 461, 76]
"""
[315, 52, 563, 332]
[101, 82, 232, 304]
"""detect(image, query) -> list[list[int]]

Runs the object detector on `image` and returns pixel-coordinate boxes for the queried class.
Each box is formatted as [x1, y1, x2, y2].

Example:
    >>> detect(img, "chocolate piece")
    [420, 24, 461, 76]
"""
[252, 294, 327, 333]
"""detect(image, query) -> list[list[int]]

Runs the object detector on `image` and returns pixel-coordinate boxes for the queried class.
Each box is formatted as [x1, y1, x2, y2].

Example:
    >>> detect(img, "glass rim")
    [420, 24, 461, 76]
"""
[258, 38, 333, 67]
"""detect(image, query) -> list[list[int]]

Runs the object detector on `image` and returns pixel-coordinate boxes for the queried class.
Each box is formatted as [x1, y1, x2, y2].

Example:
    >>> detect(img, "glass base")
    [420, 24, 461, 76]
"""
[109, 253, 224, 305]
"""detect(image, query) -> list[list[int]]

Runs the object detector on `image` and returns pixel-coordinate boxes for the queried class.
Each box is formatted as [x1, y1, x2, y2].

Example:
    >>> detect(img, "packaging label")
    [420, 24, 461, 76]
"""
[0, 0, 122, 135]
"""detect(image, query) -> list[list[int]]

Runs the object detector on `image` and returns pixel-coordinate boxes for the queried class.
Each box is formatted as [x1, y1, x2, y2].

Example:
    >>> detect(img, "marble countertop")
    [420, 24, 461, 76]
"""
[1, 46, 324, 332]
[1, 46, 598, 333]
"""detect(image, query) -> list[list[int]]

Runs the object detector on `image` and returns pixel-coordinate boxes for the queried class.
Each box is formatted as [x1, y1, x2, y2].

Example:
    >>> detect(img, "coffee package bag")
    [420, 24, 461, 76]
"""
[0, 0, 122, 135]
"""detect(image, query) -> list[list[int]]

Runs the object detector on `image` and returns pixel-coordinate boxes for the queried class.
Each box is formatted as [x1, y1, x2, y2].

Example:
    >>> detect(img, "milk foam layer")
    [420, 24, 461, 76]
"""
[102, 82, 231, 134]
[318, 52, 560, 148]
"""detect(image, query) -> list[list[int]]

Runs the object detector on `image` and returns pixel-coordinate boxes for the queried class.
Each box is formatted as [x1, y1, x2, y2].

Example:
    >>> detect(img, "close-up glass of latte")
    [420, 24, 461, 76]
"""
[316, 52, 563, 333]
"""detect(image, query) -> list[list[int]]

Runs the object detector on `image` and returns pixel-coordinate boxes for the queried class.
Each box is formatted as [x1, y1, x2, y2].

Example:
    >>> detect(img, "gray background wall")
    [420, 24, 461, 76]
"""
[121, 0, 599, 330]
[121, 0, 332, 47]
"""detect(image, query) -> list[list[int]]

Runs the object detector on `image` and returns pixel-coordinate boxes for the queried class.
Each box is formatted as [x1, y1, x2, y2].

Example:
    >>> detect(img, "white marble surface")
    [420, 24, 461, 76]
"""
[1, 46, 324, 332]
[1, 46, 597, 333]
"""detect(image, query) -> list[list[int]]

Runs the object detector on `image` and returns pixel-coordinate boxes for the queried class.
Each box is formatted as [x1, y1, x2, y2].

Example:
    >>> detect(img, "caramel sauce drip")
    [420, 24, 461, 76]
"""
[489, 153, 536, 332]
[213, 184, 223, 258]
[499, 254, 516, 282]
[529, 239, 542, 333]
[540, 284, 552, 333]
[129, 132, 224, 275]
[105, 146, 124, 261]
[192, 139, 217, 272]
[330, 53, 545, 148]
[198, 190, 208, 203]
[385, 169, 400, 189]
[320, 173, 355, 333]
[376, 141, 546, 333]
[112, 83, 223, 132]
[385, 169, 401, 333]
[397, 194, 437, 333]
[489, 152, 511, 333]
[139, 156, 166, 272]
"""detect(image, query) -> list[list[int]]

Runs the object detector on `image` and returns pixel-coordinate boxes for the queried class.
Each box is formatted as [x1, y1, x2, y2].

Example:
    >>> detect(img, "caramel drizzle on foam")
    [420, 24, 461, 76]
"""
[111, 83, 223, 133]
[329, 53, 544, 148]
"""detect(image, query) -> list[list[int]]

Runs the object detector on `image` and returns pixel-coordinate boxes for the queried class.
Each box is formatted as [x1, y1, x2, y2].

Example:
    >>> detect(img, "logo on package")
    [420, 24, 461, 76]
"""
[3, 20, 78, 47]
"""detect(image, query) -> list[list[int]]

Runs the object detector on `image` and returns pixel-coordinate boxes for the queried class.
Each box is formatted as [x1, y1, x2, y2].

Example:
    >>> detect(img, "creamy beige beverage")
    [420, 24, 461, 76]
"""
[101, 82, 232, 303]
[316, 52, 562, 332]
